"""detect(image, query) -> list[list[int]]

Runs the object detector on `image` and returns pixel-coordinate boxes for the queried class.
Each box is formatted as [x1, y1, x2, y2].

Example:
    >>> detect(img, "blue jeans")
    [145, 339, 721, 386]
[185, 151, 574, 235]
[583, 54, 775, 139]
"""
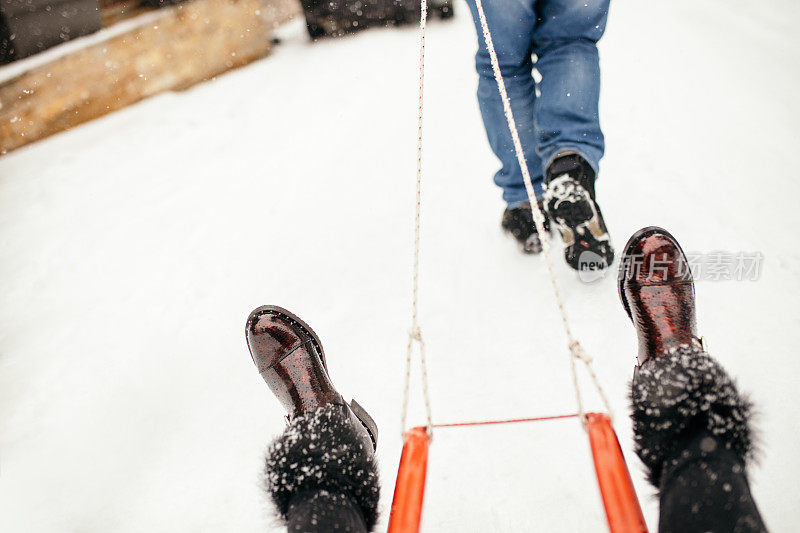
[465, 0, 609, 207]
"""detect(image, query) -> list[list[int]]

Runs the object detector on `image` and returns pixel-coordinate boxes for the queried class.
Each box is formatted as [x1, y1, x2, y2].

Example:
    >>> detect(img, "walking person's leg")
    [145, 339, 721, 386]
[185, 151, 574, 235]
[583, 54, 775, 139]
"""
[619, 228, 767, 533]
[531, 0, 607, 173]
[465, 0, 553, 254]
[533, 0, 614, 269]
[466, 0, 543, 207]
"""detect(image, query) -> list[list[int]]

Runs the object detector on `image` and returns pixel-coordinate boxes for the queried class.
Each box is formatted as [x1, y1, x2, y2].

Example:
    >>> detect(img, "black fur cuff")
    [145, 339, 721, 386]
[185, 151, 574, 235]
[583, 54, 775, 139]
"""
[630, 345, 754, 487]
[264, 405, 380, 530]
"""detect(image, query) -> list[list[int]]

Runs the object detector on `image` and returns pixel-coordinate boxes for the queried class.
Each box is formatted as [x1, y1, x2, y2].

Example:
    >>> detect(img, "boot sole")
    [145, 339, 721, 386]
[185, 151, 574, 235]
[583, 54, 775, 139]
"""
[544, 175, 614, 270]
[545, 175, 610, 246]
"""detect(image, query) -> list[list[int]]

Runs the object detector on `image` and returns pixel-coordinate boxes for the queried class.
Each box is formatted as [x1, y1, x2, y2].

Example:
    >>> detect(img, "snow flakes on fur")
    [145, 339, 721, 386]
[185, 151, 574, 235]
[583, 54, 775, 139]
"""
[264, 405, 380, 531]
[630, 345, 753, 487]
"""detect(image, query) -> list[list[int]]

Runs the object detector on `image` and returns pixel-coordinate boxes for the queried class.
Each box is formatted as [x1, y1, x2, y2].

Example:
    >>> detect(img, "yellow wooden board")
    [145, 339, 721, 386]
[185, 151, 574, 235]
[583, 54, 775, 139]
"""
[0, 0, 300, 155]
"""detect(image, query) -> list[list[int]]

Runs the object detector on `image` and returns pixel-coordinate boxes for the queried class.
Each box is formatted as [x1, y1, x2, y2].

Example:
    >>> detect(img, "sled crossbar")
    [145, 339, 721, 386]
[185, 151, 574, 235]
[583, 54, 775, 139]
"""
[387, 414, 647, 533]
[431, 412, 579, 428]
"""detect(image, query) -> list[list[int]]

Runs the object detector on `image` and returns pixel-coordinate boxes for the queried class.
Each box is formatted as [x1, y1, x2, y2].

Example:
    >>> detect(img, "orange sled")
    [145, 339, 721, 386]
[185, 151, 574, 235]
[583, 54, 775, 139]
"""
[386, 414, 647, 533]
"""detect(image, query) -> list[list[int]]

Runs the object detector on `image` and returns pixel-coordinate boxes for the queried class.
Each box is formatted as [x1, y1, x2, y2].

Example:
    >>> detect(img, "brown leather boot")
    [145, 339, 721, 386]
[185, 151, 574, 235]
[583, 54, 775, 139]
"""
[618, 227, 702, 367]
[246, 305, 378, 451]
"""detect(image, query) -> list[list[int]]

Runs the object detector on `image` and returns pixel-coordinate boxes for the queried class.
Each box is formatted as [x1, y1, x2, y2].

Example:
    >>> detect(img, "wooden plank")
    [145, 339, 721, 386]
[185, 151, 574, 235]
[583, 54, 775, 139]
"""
[0, 0, 301, 155]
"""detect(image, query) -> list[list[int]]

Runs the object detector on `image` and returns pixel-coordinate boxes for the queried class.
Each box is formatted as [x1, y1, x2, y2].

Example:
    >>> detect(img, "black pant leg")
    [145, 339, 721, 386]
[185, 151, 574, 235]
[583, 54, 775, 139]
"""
[287, 490, 368, 533]
[657, 430, 767, 533]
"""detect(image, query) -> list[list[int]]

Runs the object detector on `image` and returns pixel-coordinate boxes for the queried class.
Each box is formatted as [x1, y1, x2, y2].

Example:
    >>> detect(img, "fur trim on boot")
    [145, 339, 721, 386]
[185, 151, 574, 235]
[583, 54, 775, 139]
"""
[630, 344, 754, 487]
[264, 405, 380, 531]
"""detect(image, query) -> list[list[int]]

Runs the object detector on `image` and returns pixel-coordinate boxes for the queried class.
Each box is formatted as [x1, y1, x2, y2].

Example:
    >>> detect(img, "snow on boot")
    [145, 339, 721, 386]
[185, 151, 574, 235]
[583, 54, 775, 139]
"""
[618, 226, 752, 480]
[620, 227, 765, 531]
[629, 345, 765, 532]
[246, 305, 381, 531]
[544, 152, 614, 270]
[246, 305, 378, 450]
[501, 200, 552, 254]
[629, 345, 754, 488]
[618, 226, 699, 366]
[265, 405, 381, 532]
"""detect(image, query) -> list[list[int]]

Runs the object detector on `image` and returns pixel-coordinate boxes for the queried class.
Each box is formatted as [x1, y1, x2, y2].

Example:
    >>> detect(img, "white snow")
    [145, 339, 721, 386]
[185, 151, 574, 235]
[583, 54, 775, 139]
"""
[1, 0, 799, 530]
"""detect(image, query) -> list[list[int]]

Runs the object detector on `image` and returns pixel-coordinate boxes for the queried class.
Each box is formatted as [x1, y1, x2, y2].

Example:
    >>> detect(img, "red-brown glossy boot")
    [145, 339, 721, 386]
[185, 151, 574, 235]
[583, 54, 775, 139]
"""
[618, 227, 702, 367]
[246, 305, 378, 451]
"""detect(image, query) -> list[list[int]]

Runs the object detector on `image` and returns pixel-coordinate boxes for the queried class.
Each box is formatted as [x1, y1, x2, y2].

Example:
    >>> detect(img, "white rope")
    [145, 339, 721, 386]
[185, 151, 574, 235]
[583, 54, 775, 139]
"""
[401, 0, 615, 437]
[472, 0, 612, 424]
[400, 0, 434, 438]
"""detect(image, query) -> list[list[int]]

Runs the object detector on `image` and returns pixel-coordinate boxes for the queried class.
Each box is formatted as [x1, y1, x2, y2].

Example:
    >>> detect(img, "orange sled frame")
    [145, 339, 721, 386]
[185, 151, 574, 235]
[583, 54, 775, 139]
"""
[387, 413, 647, 533]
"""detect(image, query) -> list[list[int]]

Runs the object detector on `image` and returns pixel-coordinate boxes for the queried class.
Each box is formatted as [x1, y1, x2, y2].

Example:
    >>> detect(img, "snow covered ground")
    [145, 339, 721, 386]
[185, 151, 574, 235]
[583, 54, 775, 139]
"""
[1, 0, 799, 530]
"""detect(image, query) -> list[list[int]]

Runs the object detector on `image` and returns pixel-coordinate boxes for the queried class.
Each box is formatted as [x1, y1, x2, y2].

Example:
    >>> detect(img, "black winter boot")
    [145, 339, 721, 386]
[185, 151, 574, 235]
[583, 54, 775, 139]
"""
[544, 152, 614, 270]
[501, 200, 552, 254]
[630, 345, 767, 532]
[264, 405, 381, 532]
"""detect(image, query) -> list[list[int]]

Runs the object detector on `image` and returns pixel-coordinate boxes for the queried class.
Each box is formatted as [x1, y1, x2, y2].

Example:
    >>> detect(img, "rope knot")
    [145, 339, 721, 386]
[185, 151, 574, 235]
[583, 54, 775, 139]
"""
[569, 340, 592, 363]
[408, 325, 423, 343]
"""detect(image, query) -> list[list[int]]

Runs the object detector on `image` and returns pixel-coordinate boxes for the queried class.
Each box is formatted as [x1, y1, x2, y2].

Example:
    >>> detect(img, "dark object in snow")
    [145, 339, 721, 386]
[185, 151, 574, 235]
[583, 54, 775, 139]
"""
[141, 0, 185, 8]
[501, 199, 551, 254]
[246, 305, 380, 531]
[619, 227, 767, 531]
[265, 405, 380, 532]
[299, 0, 453, 39]
[0, 0, 101, 63]
[0, 6, 10, 60]
[618, 226, 698, 366]
[544, 152, 614, 270]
